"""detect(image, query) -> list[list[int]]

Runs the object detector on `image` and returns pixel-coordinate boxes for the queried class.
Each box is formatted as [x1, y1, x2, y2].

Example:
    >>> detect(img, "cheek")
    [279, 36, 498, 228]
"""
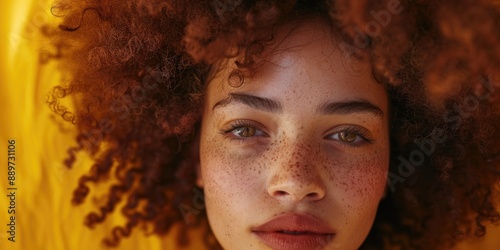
[328, 150, 389, 212]
[202, 140, 258, 185]
[199, 132, 264, 213]
[199, 131, 269, 247]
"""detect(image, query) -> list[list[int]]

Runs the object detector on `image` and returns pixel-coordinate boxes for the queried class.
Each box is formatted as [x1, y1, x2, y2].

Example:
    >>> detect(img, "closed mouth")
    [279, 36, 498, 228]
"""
[251, 213, 336, 250]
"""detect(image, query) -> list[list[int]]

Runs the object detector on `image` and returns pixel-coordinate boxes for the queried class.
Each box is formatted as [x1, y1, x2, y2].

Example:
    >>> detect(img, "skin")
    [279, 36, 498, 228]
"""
[198, 18, 390, 250]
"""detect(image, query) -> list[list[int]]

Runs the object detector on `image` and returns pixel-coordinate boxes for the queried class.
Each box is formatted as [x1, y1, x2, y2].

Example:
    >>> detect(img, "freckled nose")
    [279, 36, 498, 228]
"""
[267, 159, 326, 202]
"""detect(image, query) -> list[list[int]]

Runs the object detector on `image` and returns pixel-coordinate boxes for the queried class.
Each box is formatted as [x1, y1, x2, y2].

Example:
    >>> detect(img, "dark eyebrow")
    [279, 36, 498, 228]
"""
[213, 93, 384, 118]
[212, 93, 283, 113]
[318, 100, 384, 118]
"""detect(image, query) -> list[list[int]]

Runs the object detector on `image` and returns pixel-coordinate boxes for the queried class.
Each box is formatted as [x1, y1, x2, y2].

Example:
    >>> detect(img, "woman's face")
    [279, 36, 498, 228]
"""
[199, 19, 389, 250]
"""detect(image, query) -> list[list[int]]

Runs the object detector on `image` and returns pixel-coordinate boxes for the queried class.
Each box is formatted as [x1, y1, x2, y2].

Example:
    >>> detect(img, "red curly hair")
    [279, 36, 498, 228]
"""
[44, 0, 500, 249]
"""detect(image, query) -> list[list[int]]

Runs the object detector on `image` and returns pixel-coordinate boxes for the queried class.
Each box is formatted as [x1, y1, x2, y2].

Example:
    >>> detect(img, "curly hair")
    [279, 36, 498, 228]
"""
[44, 0, 500, 249]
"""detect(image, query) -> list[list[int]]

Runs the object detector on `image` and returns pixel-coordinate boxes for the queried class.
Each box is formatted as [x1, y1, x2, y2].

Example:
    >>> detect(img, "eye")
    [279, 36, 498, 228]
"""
[221, 120, 268, 140]
[338, 131, 359, 143]
[325, 126, 375, 146]
[232, 126, 259, 138]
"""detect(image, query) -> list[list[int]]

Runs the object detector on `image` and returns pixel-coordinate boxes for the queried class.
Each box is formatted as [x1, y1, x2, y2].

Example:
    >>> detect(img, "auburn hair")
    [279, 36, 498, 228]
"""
[45, 0, 500, 249]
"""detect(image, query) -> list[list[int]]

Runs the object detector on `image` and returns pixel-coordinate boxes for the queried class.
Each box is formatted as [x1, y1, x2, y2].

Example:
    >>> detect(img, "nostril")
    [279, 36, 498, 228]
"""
[306, 192, 318, 198]
[275, 190, 288, 196]
[268, 181, 326, 202]
[271, 190, 323, 201]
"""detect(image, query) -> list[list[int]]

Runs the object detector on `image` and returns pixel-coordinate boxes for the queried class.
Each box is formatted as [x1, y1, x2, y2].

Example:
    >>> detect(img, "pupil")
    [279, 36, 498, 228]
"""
[238, 127, 255, 137]
[340, 132, 356, 142]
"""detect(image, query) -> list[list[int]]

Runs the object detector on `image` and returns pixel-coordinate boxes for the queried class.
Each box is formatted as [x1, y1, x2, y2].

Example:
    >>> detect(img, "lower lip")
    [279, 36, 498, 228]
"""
[253, 232, 335, 250]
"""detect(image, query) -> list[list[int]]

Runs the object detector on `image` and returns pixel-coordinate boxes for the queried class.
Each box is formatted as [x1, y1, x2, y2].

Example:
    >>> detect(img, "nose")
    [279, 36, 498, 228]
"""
[266, 145, 326, 202]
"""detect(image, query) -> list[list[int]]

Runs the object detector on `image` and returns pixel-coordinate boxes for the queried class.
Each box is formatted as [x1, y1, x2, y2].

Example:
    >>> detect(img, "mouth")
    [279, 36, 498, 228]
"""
[278, 230, 320, 235]
[251, 213, 336, 250]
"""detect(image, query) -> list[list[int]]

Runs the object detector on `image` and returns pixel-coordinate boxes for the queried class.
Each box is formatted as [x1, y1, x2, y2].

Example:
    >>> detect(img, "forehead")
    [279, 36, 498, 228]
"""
[205, 18, 387, 113]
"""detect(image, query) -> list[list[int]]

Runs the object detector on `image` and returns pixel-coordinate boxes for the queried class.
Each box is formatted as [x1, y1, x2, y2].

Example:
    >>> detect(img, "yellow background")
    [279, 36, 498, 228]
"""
[0, 1, 498, 250]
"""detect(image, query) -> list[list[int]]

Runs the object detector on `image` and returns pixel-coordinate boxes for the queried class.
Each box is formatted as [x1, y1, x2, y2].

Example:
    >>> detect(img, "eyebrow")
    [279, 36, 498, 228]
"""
[213, 93, 283, 112]
[212, 92, 384, 118]
[318, 100, 384, 117]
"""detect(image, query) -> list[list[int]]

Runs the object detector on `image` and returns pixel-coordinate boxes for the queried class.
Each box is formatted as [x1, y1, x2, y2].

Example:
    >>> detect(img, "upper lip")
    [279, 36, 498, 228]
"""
[251, 213, 336, 235]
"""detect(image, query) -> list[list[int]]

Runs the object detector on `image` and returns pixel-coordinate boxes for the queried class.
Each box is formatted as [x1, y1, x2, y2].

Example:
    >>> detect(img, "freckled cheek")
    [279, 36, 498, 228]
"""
[330, 153, 388, 207]
[200, 135, 265, 207]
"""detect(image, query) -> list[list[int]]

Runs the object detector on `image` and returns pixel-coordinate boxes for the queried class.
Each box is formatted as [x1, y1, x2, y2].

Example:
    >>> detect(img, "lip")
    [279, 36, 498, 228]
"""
[251, 213, 336, 250]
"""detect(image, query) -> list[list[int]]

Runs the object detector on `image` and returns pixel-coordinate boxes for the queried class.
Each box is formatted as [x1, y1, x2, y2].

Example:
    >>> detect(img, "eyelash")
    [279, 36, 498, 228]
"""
[219, 120, 269, 141]
[220, 121, 375, 146]
[325, 126, 376, 147]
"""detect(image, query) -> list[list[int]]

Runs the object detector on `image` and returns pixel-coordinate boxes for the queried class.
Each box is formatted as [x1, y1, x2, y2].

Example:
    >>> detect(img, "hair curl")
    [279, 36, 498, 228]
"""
[44, 0, 500, 249]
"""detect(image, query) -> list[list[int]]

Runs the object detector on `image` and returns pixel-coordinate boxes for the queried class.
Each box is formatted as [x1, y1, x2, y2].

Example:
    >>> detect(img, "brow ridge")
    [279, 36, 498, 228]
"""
[318, 100, 384, 117]
[212, 93, 283, 112]
[213, 93, 384, 118]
